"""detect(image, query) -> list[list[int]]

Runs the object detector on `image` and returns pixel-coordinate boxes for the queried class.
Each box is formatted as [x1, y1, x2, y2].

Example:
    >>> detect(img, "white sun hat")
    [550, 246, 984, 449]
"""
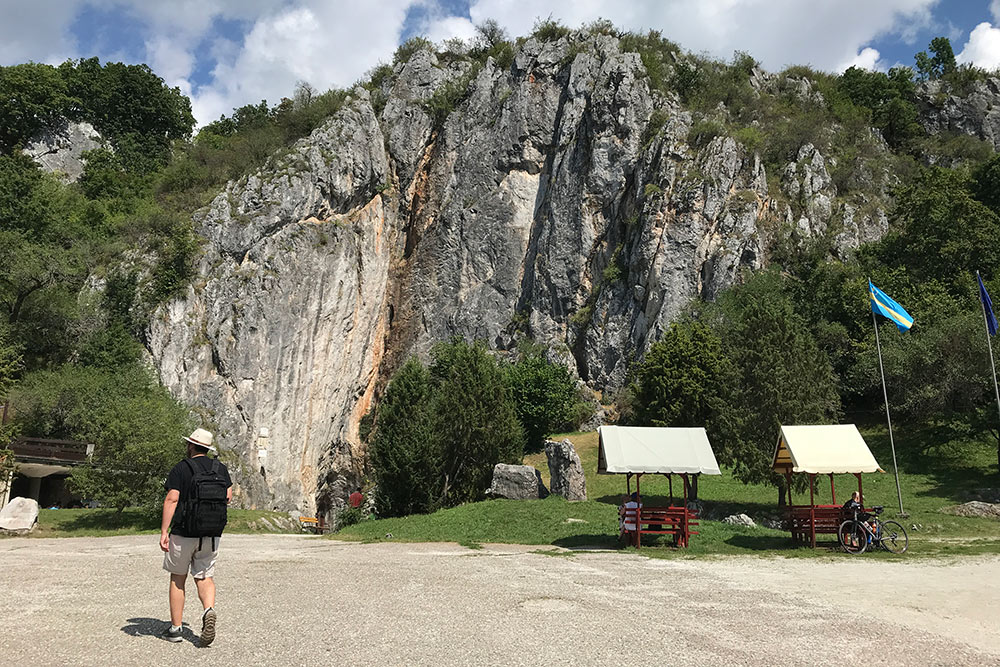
[183, 428, 217, 453]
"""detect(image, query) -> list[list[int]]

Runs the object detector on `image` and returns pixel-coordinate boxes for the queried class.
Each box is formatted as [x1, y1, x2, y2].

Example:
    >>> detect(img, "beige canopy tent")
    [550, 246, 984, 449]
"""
[772, 424, 884, 547]
[598, 426, 722, 476]
[598, 426, 721, 548]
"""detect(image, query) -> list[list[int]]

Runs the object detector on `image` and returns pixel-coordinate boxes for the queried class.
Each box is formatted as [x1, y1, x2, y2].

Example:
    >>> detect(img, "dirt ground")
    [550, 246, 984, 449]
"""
[1, 534, 997, 666]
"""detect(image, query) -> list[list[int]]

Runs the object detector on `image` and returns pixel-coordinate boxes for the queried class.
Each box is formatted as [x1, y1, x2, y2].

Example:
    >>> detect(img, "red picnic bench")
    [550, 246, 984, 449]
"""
[785, 504, 845, 545]
[620, 504, 699, 548]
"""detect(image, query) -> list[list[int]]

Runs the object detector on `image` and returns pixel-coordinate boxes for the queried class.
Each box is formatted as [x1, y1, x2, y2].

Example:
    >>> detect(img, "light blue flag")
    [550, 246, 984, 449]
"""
[869, 281, 914, 332]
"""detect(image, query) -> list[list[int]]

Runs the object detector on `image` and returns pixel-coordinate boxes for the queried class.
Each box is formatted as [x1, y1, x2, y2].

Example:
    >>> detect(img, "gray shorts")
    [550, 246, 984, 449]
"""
[163, 534, 220, 579]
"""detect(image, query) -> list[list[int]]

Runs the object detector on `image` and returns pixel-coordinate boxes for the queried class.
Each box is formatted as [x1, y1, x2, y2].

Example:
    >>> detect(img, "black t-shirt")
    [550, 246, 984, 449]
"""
[165, 456, 233, 537]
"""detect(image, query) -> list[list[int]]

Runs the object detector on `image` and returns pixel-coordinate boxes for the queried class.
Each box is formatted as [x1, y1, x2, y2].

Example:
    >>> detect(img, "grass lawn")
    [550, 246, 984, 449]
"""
[10, 507, 299, 538]
[336, 426, 1000, 557]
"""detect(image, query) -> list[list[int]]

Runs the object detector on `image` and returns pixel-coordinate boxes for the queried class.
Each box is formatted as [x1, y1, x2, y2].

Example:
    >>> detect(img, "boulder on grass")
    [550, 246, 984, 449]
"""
[0, 497, 40, 534]
[545, 439, 587, 501]
[942, 501, 1000, 519]
[486, 464, 548, 500]
[722, 513, 757, 528]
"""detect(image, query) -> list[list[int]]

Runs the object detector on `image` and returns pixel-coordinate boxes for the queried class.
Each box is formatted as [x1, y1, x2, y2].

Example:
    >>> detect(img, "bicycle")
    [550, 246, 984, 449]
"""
[837, 506, 908, 555]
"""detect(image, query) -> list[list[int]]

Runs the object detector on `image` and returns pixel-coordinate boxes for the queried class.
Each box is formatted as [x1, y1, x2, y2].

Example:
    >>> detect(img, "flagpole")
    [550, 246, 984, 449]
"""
[871, 281, 906, 516]
[977, 271, 1000, 470]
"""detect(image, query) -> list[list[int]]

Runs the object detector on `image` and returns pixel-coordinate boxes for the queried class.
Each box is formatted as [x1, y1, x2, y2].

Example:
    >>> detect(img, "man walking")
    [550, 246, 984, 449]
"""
[160, 428, 232, 646]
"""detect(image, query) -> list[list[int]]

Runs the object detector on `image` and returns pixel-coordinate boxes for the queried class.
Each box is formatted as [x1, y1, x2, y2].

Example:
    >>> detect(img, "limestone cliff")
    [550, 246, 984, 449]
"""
[146, 34, 981, 517]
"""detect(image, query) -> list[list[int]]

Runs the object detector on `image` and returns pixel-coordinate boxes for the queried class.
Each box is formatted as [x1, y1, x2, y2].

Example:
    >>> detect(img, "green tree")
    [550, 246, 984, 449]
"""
[369, 358, 440, 517]
[915, 37, 957, 81]
[429, 338, 523, 505]
[704, 272, 841, 503]
[870, 167, 1000, 297]
[506, 342, 578, 453]
[0, 62, 74, 150]
[630, 319, 735, 420]
[11, 364, 191, 512]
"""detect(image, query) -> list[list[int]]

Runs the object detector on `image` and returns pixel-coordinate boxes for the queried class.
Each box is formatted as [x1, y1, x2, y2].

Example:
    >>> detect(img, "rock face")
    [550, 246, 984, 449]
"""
[545, 439, 587, 501]
[918, 78, 1000, 151]
[486, 464, 548, 500]
[149, 35, 953, 515]
[24, 119, 103, 182]
[0, 497, 39, 533]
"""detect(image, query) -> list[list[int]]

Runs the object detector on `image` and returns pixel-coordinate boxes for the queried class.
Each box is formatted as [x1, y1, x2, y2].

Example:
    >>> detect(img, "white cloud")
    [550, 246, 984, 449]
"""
[462, 0, 938, 72]
[838, 47, 883, 72]
[0, 0, 954, 126]
[0, 0, 84, 64]
[190, 1, 414, 124]
[423, 16, 478, 45]
[958, 21, 1000, 70]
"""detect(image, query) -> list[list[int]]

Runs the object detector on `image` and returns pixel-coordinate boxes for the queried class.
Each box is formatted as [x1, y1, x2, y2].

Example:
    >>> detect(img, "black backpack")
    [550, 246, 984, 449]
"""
[180, 458, 229, 538]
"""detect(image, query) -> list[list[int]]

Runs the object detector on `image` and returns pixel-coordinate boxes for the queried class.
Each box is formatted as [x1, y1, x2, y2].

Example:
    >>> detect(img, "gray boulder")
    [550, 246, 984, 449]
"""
[942, 501, 1000, 520]
[486, 464, 548, 500]
[722, 513, 757, 528]
[0, 497, 40, 534]
[545, 439, 587, 501]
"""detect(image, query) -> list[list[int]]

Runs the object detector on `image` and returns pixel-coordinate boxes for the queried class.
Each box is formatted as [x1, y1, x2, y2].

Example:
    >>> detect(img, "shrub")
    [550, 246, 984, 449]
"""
[506, 343, 579, 453]
[393, 36, 434, 65]
[532, 17, 570, 42]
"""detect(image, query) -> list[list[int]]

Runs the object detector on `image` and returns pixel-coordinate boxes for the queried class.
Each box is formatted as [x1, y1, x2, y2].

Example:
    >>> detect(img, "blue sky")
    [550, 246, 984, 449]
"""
[3, 1, 1000, 125]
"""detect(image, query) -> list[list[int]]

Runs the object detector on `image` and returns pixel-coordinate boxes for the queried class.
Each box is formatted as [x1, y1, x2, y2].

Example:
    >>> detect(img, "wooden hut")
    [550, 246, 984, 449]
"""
[772, 424, 883, 547]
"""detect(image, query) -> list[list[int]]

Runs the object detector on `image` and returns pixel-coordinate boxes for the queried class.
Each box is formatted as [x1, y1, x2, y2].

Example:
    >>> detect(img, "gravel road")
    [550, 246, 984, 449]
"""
[1, 535, 997, 666]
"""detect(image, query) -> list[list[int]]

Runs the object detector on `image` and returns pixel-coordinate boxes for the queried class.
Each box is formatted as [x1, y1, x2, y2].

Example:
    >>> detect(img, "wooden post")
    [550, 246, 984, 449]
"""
[809, 473, 816, 548]
[829, 473, 836, 504]
[626, 473, 631, 496]
[855, 472, 862, 500]
[669, 474, 674, 505]
[636, 474, 642, 549]
[682, 474, 690, 547]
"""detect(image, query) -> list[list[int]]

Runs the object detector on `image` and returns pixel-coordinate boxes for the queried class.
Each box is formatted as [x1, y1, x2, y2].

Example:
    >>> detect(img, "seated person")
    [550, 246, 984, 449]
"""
[842, 491, 870, 523]
[620, 492, 641, 532]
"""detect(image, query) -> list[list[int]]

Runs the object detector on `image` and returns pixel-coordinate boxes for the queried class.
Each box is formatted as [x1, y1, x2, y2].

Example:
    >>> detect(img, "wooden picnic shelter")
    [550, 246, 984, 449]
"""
[598, 425, 721, 548]
[773, 424, 884, 547]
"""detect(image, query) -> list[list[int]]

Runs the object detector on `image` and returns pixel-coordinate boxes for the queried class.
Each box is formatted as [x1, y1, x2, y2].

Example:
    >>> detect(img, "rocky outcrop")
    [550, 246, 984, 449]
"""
[150, 35, 913, 514]
[0, 497, 39, 533]
[24, 119, 103, 182]
[486, 464, 548, 500]
[918, 78, 1000, 151]
[545, 439, 587, 501]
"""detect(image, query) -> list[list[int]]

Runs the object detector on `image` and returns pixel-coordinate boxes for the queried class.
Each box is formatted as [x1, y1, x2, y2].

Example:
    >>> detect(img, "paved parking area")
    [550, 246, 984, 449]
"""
[1, 534, 997, 665]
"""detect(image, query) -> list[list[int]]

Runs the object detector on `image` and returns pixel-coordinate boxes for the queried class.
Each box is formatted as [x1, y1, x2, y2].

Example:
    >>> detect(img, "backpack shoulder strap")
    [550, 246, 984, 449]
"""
[211, 459, 220, 475]
[184, 458, 197, 475]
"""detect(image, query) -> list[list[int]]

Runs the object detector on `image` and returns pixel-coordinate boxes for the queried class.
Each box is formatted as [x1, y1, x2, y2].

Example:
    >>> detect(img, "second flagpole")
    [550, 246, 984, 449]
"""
[978, 271, 1000, 470]
[871, 280, 906, 516]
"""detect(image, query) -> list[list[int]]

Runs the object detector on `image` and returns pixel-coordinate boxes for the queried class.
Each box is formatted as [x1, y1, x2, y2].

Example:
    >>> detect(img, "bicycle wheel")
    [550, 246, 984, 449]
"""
[838, 520, 867, 555]
[879, 520, 908, 554]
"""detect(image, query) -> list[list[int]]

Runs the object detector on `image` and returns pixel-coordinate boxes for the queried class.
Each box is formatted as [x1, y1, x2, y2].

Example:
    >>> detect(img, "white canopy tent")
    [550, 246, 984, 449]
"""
[772, 424, 883, 475]
[598, 426, 722, 476]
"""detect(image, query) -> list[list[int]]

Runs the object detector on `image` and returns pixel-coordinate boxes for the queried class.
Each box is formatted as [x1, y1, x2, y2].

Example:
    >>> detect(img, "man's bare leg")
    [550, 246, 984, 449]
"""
[169, 574, 187, 627]
[194, 576, 215, 609]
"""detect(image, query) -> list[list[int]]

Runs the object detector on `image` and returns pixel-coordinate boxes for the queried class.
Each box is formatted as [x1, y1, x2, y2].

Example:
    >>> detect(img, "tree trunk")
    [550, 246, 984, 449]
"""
[777, 483, 786, 508]
[690, 474, 699, 501]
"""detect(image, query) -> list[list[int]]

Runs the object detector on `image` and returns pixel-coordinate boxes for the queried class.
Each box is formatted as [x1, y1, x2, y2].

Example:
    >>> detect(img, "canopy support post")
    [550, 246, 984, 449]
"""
[626, 473, 631, 496]
[636, 473, 642, 549]
[682, 473, 690, 548]
[669, 474, 673, 505]
[809, 473, 816, 548]
[855, 473, 863, 504]
[829, 473, 836, 504]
